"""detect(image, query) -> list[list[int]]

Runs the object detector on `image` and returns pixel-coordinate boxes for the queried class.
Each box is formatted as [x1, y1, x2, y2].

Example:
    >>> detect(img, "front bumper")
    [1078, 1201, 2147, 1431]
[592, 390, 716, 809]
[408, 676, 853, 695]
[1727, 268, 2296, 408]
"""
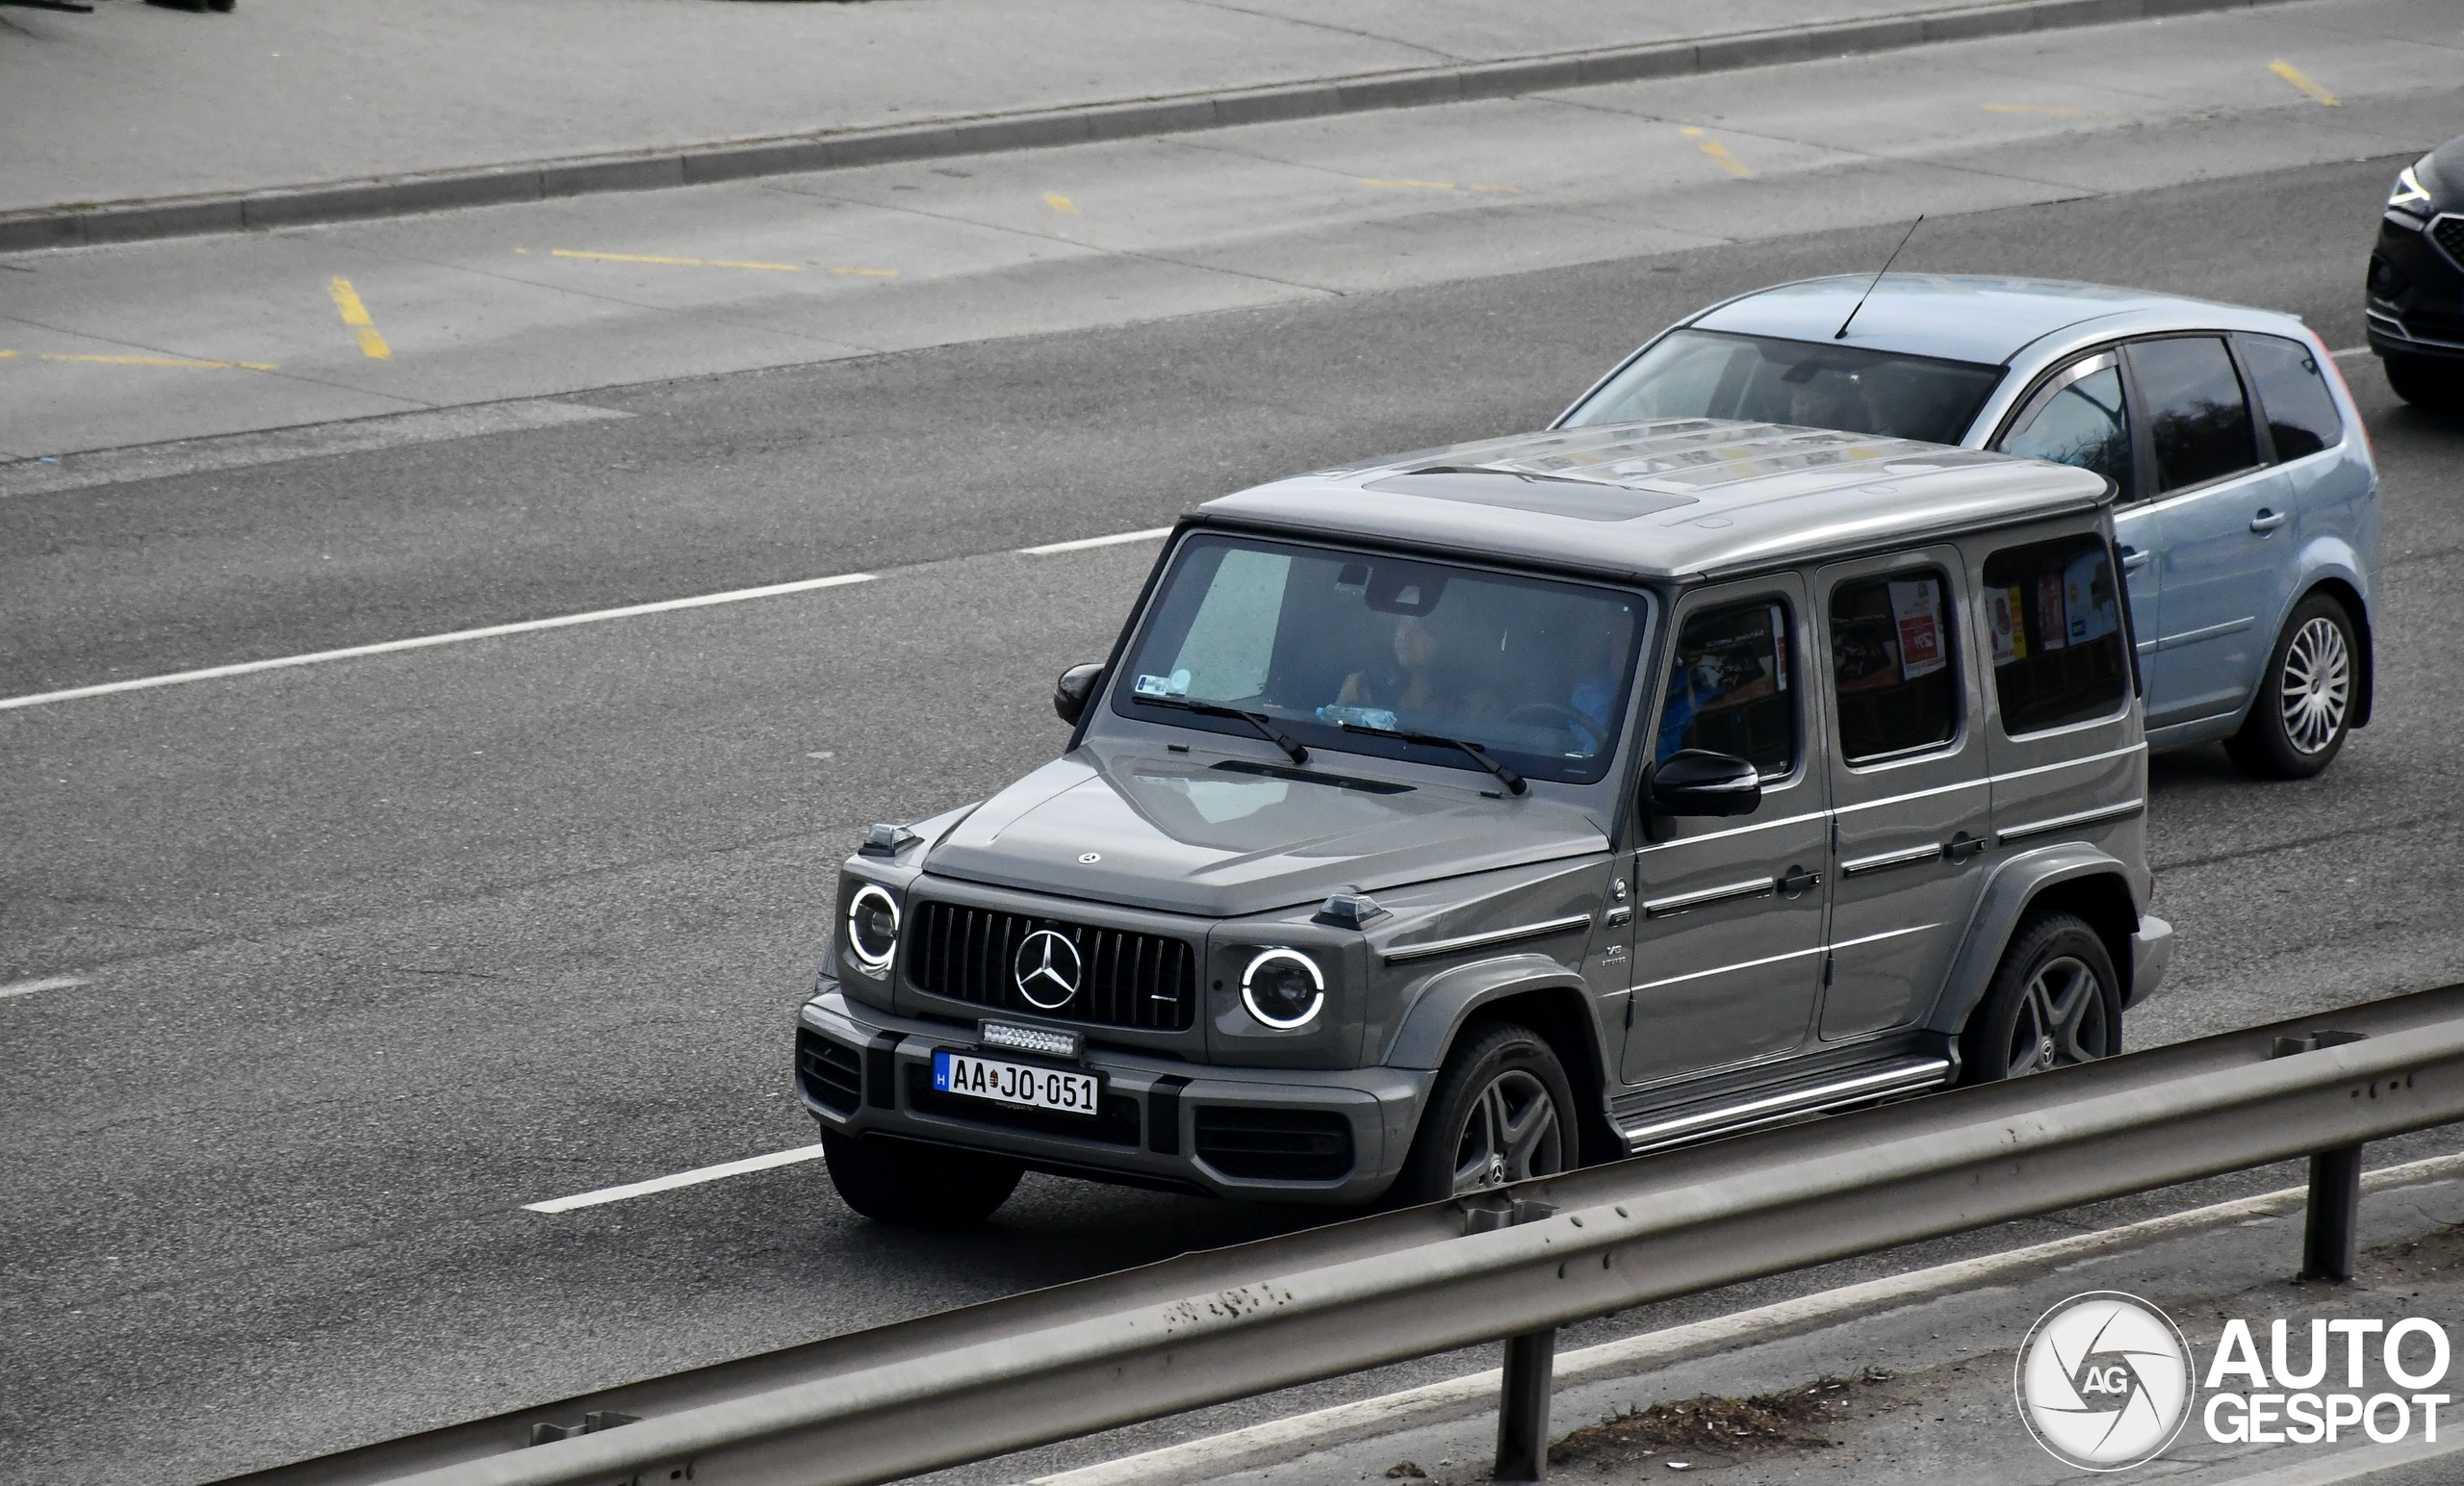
[2368, 212, 2464, 362]
[795, 987, 1430, 1205]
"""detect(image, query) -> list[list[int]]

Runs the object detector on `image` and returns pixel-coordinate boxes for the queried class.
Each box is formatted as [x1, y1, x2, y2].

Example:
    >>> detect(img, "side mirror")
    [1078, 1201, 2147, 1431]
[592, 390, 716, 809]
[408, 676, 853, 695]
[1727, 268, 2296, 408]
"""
[1646, 749, 1762, 817]
[1053, 663, 1104, 725]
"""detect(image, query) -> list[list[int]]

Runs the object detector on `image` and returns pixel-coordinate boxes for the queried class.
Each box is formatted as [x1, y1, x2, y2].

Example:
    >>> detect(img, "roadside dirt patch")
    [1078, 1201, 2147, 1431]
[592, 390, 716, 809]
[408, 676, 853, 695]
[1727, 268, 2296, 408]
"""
[1548, 1376, 1870, 1472]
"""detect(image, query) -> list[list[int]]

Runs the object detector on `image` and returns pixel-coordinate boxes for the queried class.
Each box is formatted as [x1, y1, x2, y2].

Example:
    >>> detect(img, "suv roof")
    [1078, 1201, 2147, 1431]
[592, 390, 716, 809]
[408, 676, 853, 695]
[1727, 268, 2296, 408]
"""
[1197, 418, 2112, 583]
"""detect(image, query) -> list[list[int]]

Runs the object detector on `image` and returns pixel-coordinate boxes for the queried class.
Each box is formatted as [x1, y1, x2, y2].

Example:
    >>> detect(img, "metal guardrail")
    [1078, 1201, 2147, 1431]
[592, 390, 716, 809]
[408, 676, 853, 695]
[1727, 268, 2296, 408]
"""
[219, 983, 2464, 1486]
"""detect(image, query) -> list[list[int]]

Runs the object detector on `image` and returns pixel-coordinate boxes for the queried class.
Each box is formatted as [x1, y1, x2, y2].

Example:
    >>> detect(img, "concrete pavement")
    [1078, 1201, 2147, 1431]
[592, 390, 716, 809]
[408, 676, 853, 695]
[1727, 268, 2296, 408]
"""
[2, 0, 2452, 462]
[0, 0, 2307, 233]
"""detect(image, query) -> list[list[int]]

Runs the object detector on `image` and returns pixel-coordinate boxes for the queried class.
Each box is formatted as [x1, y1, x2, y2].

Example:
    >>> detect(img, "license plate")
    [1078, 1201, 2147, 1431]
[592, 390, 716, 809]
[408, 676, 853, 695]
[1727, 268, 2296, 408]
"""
[932, 1050, 1100, 1117]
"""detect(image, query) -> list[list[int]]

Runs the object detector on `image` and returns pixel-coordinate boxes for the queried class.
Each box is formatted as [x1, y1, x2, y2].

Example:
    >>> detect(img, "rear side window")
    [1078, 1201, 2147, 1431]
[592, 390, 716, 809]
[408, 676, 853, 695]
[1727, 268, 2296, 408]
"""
[1658, 599, 1795, 778]
[1982, 536, 2128, 735]
[1830, 571, 1959, 763]
[2238, 333, 2344, 461]
[2125, 337, 2258, 493]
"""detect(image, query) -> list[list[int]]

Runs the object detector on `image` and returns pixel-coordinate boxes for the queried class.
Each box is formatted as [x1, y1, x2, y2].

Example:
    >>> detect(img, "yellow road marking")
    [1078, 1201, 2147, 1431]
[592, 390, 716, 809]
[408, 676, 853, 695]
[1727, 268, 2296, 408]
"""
[326, 277, 392, 361]
[1681, 127, 1753, 180]
[1043, 193, 1081, 216]
[2270, 60, 2340, 107]
[1982, 103, 2088, 115]
[27, 352, 279, 371]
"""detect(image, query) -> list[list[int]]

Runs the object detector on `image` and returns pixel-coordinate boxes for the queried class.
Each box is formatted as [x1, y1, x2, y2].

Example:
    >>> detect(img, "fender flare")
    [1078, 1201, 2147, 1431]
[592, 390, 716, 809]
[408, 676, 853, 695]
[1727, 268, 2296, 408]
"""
[1924, 844, 2141, 1038]
[1382, 953, 1598, 1073]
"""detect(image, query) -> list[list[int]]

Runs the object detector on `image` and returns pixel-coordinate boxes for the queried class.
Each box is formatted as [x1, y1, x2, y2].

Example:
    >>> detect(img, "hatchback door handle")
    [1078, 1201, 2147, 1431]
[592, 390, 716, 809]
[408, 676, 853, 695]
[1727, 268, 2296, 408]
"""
[1777, 865, 1822, 897]
[2119, 545, 2152, 573]
[2249, 509, 2289, 533]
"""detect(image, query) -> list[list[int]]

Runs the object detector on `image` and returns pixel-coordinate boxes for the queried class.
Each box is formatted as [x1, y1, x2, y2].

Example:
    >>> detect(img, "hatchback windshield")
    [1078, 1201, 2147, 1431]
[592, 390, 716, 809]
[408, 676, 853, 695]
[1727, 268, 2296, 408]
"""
[1115, 534, 1645, 785]
[1563, 329, 2005, 446]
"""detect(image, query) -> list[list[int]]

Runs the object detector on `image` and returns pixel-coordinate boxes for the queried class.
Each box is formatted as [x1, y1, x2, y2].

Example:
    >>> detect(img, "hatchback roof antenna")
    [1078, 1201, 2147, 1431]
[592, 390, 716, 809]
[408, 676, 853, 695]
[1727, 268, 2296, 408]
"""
[1834, 215, 1924, 341]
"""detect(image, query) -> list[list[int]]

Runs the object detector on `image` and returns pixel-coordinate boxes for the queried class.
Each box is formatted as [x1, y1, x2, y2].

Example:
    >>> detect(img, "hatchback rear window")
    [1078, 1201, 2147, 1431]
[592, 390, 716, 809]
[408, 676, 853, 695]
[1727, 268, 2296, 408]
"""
[1562, 330, 2004, 446]
[1982, 536, 2128, 735]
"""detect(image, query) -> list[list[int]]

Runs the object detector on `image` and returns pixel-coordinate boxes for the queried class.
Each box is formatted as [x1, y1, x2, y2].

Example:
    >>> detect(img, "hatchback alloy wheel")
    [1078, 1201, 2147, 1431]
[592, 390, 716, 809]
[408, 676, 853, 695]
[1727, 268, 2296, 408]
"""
[2279, 614, 2352, 756]
[1450, 1068, 1565, 1194]
[2004, 955, 2109, 1076]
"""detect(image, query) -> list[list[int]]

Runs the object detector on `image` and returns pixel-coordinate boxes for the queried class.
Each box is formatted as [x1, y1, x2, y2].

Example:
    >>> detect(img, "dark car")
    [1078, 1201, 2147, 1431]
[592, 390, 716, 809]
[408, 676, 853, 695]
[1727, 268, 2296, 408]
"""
[2367, 136, 2464, 411]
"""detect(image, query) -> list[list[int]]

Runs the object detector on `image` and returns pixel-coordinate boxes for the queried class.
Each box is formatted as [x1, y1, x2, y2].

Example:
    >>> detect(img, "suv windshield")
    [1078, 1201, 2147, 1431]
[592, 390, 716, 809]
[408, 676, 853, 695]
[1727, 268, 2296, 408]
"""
[1114, 533, 1645, 785]
[1563, 329, 2005, 446]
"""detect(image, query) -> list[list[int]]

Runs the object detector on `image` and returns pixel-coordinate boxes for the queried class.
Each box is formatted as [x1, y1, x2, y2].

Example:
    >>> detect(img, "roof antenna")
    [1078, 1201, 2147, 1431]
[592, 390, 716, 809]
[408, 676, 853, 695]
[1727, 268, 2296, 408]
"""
[1834, 215, 1923, 341]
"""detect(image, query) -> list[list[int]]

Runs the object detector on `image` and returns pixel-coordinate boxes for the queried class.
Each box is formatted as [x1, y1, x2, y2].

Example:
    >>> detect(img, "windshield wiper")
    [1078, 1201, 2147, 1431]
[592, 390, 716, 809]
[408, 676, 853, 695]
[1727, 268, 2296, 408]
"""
[1140, 696, 1309, 765]
[1338, 721, 1526, 796]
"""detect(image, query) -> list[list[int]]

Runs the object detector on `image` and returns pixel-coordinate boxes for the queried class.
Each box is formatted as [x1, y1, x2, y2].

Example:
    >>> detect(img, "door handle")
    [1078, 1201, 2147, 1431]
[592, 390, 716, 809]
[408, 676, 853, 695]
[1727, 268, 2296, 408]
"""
[2249, 509, 2289, 533]
[1943, 831, 1988, 861]
[1776, 865, 1823, 897]
[2119, 545, 2152, 573]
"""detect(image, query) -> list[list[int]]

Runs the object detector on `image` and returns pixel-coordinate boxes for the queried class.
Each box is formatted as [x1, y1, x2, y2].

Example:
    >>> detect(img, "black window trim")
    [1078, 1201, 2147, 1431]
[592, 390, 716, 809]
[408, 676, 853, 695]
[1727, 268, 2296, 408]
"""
[1824, 559, 1967, 771]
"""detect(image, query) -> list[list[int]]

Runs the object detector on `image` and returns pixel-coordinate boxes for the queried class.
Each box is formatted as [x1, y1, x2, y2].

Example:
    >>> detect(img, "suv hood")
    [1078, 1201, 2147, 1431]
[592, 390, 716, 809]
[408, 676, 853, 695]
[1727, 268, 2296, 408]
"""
[922, 753, 1610, 917]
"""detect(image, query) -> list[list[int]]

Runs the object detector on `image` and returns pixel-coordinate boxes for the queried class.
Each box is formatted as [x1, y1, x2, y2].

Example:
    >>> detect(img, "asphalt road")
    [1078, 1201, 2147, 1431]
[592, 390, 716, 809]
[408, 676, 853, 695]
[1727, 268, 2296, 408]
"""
[6, 154, 2464, 1486]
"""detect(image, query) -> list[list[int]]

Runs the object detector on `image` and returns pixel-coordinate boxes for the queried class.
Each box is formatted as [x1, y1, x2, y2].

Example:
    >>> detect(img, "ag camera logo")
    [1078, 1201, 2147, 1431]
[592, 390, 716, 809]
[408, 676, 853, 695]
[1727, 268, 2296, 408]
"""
[2015, 1292, 2195, 1471]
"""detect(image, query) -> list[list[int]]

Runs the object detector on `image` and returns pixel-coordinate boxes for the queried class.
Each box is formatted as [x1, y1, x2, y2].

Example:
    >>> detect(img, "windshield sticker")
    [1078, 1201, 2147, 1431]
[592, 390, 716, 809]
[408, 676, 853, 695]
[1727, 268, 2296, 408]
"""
[1315, 705, 1399, 732]
[1134, 671, 1192, 699]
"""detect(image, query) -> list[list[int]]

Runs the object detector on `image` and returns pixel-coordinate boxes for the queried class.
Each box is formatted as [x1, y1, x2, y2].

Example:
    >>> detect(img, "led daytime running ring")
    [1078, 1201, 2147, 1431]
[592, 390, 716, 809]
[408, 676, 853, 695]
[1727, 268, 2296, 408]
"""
[1240, 946, 1325, 1030]
[846, 884, 901, 970]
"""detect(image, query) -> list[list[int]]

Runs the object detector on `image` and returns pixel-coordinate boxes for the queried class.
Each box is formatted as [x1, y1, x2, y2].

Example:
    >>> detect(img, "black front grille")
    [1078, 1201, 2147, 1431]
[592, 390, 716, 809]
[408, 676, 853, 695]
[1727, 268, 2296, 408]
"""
[906, 1065, 1142, 1146]
[1193, 1107, 1354, 1182]
[796, 1029, 862, 1114]
[2432, 215, 2464, 271]
[906, 900, 1197, 1032]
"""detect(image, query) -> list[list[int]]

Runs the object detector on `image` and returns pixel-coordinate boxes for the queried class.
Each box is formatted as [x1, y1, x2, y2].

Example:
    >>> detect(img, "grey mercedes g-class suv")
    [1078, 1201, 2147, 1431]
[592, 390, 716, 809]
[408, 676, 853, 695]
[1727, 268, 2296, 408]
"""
[797, 418, 2175, 1225]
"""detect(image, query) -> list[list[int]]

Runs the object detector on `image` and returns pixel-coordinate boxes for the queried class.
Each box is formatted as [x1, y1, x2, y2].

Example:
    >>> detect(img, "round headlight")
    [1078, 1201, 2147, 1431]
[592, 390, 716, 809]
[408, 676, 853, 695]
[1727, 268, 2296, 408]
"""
[1241, 947, 1324, 1030]
[846, 884, 900, 970]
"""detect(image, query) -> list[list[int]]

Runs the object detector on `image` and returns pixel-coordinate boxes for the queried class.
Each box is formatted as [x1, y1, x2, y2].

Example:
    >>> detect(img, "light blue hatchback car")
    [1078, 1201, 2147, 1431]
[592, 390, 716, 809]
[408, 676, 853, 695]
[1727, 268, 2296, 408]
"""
[1557, 274, 2379, 777]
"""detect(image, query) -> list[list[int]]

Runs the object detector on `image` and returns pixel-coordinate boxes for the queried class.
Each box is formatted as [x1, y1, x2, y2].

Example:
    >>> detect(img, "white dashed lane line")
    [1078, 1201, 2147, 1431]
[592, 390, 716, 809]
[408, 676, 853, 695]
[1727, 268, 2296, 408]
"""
[525, 1140, 830, 1214]
[1, 976, 89, 1000]
[1019, 526, 1173, 555]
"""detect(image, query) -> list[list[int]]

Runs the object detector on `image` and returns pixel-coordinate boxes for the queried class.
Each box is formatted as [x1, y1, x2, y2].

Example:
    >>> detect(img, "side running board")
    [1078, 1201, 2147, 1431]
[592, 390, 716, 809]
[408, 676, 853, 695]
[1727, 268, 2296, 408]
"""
[1619, 1058, 1953, 1155]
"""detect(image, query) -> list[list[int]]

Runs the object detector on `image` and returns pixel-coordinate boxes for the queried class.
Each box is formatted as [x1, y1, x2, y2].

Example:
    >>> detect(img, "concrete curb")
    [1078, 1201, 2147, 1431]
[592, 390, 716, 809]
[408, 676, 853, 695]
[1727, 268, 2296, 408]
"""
[1022, 1150, 2464, 1486]
[0, 0, 2294, 254]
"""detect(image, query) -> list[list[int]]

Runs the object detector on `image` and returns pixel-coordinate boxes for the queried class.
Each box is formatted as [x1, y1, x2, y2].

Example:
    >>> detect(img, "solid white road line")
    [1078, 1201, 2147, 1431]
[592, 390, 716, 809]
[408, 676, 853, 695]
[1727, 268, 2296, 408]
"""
[0, 573, 877, 713]
[525, 1140, 832, 1214]
[1028, 1150, 2464, 1486]
[0, 976, 88, 1000]
[1019, 527, 1173, 555]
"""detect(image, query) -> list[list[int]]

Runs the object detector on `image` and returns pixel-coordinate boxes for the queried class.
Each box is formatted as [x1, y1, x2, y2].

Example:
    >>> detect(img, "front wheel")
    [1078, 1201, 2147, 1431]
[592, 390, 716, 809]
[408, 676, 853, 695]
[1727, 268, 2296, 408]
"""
[1961, 911, 2119, 1083]
[821, 1129, 1023, 1228]
[1392, 1022, 1577, 1207]
[2225, 594, 2357, 780]
[2383, 352, 2464, 414]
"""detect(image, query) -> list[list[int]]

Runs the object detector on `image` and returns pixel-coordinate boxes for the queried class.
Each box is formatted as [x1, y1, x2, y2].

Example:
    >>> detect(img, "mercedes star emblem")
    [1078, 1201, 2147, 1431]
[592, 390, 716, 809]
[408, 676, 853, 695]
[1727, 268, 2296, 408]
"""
[1014, 928, 1083, 1011]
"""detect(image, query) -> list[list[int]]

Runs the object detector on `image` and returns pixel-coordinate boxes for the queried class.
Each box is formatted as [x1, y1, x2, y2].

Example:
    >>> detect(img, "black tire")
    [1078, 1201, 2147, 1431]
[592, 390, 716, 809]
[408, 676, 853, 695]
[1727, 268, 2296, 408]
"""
[2384, 352, 2464, 414]
[1961, 911, 2120, 1084]
[820, 1129, 1022, 1228]
[2224, 592, 2357, 780]
[1391, 1021, 1578, 1207]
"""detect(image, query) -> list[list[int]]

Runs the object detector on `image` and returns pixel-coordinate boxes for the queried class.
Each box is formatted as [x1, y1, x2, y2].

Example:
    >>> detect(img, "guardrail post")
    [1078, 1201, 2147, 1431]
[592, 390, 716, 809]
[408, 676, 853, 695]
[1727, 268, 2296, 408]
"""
[1493, 1327, 1555, 1482]
[2301, 1143, 2363, 1283]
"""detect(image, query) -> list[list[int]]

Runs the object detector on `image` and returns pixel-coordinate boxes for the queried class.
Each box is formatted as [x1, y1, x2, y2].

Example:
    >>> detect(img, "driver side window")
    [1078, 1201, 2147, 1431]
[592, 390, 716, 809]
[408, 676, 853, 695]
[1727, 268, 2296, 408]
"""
[2000, 357, 2136, 499]
[1656, 600, 1796, 778]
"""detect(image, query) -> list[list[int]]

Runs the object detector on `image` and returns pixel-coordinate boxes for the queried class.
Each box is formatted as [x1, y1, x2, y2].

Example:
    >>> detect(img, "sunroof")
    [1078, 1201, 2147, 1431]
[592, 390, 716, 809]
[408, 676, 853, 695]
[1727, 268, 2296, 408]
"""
[1364, 469, 1699, 522]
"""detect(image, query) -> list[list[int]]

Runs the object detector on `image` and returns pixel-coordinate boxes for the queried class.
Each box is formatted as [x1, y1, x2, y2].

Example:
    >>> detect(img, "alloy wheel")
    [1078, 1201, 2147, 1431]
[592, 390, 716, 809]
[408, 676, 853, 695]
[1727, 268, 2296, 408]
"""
[2005, 955, 2107, 1076]
[2279, 615, 2351, 755]
[1450, 1068, 1564, 1194]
